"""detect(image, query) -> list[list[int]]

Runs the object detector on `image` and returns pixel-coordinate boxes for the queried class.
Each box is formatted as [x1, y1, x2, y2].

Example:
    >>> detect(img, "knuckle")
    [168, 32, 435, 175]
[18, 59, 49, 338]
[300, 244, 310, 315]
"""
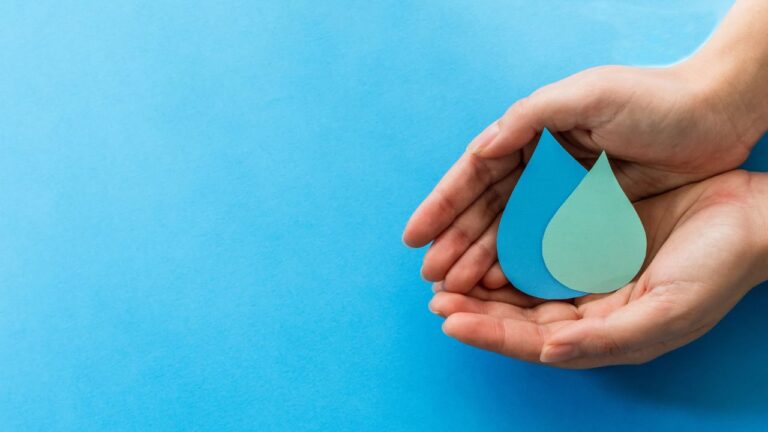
[593, 323, 629, 358]
[506, 96, 531, 119]
[582, 65, 630, 86]
[597, 336, 626, 357]
[448, 223, 473, 250]
[492, 320, 510, 353]
[483, 184, 507, 216]
[466, 155, 494, 188]
[433, 188, 459, 217]
[473, 239, 497, 266]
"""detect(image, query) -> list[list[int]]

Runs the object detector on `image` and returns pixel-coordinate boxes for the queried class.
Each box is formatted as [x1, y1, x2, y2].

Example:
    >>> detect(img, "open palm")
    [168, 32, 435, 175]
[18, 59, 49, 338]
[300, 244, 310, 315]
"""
[426, 171, 768, 367]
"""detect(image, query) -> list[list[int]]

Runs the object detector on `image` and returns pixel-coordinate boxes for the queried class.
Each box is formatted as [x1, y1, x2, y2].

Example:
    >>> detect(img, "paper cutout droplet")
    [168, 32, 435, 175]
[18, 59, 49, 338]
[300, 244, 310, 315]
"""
[497, 130, 587, 300]
[542, 152, 647, 293]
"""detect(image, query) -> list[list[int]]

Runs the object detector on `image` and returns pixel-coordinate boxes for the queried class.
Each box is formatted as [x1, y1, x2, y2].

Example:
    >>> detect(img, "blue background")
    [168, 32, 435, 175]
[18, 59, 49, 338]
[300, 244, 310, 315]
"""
[1, 1, 767, 430]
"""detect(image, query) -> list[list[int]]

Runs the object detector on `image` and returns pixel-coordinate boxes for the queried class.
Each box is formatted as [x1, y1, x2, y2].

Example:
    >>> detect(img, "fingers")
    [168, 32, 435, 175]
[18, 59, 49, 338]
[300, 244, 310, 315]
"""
[430, 291, 579, 323]
[441, 216, 501, 293]
[539, 290, 692, 364]
[465, 284, 546, 309]
[402, 123, 521, 248]
[480, 262, 508, 289]
[441, 313, 547, 362]
[572, 283, 633, 315]
[421, 169, 522, 281]
[471, 72, 609, 158]
[533, 172, 766, 366]
[427, 289, 662, 366]
[429, 292, 529, 321]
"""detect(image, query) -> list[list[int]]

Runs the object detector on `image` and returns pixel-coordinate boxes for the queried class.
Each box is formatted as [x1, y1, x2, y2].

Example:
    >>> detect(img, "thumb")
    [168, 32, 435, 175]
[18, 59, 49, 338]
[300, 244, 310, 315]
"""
[470, 76, 603, 158]
[538, 295, 694, 365]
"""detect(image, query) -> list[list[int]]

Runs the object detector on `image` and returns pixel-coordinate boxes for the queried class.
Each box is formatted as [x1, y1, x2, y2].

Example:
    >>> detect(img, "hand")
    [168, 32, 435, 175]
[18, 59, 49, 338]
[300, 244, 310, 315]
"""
[427, 171, 768, 368]
[402, 61, 767, 292]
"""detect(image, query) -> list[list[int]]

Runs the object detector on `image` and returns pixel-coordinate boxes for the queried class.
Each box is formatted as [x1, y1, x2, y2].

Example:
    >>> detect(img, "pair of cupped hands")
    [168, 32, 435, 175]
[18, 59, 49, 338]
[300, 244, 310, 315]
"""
[403, 64, 768, 368]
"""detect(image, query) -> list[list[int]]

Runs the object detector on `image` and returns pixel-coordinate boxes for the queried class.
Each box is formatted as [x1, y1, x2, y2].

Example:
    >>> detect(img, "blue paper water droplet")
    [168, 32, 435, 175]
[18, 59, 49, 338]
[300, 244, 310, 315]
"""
[497, 130, 587, 299]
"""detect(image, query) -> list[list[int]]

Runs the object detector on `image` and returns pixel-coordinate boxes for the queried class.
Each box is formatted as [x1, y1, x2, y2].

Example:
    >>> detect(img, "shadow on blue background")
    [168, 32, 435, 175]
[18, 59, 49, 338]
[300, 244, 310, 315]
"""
[597, 285, 768, 413]
[464, 284, 768, 419]
[743, 134, 768, 172]
[1, 0, 767, 431]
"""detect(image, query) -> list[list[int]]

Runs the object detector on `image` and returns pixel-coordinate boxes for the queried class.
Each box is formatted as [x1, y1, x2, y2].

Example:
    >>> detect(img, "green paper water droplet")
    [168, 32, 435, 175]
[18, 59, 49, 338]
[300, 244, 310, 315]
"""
[542, 152, 647, 293]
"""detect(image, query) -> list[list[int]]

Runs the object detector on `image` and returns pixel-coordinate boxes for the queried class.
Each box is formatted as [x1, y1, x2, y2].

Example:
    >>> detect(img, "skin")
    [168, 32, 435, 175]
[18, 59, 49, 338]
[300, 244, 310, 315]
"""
[430, 171, 768, 367]
[403, 0, 768, 366]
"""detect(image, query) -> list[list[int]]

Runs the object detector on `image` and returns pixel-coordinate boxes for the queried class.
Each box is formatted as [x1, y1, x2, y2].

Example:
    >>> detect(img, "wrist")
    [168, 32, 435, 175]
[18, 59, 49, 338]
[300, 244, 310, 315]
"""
[750, 174, 768, 284]
[673, 0, 768, 149]
[674, 54, 768, 151]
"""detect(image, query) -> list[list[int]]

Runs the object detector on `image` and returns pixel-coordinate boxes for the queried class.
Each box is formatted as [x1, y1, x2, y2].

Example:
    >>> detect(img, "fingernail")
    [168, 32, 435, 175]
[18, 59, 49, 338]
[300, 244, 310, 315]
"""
[432, 282, 444, 293]
[428, 302, 443, 316]
[540, 344, 579, 363]
[469, 121, 500, 155]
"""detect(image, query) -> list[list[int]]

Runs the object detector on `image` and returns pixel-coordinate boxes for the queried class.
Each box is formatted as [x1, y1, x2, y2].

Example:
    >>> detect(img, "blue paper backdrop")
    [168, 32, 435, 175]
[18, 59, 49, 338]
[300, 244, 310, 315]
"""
[1, 1, 767, 430]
